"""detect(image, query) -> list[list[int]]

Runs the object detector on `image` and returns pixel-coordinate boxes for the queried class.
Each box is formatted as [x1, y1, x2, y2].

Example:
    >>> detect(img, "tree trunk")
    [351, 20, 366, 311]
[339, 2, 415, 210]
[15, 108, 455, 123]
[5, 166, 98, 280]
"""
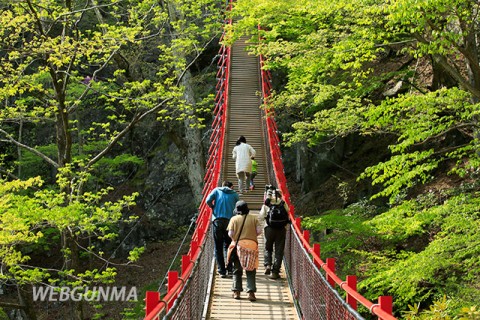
[181, 71, 206, 204]
[295, 142, 306, 186]
[463, 18, 480, 101]
[17, 119, 23, 177]
[166, 1, 206, 204]
[61, 232, 83, 320]
[16, 285, 37, 320]
[430, 59, 457, 91]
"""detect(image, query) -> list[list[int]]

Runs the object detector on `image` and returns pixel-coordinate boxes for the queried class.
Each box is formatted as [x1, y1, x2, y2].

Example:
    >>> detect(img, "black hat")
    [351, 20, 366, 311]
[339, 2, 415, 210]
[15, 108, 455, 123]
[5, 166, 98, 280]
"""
[234, 200, 249, 215]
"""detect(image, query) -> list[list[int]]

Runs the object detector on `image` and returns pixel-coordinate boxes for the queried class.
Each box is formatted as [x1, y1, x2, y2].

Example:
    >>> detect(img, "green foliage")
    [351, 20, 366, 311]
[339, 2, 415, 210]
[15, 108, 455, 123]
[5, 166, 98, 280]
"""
[358, 88, 478, 202]
[289, 86, 478, 203]
[0, 2, 223, 317]
[358, 192, 480, 312]
[367, 196, 439, 241]
[302, 202, 379, 275]
[128, 246, 145, 262]
[0, 308, 8, 320]
[232, 0, 480, 203]
[0, 175, 141, 294]
[402, 295, 452, 320]
[403, 295, 480, 319]
[361, 150, 439, 203]
[300, 179, 480, 317]
[232, 0, 389, 114]
[93, 154, 144, 183]
[0, 0, 223, 175]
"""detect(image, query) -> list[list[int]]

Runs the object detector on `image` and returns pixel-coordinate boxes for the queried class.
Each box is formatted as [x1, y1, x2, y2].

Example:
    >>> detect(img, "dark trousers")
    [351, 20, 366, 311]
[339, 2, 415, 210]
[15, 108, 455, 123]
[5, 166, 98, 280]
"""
[213, 218, 232, 274]
[231, 253, 256, 293]
[264, 226, 286, 274]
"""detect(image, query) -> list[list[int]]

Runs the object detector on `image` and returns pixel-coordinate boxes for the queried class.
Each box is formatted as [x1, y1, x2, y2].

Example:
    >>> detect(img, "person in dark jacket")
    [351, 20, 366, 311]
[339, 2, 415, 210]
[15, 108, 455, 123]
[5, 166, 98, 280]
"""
[206, 181, 240, 277]
[258, 188, 290, 280]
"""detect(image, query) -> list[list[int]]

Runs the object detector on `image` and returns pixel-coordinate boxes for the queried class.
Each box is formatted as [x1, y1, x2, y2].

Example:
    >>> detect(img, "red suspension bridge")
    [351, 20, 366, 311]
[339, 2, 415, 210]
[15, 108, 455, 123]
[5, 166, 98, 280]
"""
[144, 4, 397, 320]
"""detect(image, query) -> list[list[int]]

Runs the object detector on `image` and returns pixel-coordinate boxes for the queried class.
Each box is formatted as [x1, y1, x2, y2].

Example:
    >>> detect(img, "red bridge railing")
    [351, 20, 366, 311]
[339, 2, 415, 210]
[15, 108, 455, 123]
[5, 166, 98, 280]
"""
[143, 10, 232, 320]
[259, 51, 397, 320]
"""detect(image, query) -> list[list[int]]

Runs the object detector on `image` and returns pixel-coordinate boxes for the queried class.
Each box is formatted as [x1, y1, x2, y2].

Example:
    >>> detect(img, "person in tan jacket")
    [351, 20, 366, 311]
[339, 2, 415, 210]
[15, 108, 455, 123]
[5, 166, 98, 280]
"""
[227, 200, 262, 301]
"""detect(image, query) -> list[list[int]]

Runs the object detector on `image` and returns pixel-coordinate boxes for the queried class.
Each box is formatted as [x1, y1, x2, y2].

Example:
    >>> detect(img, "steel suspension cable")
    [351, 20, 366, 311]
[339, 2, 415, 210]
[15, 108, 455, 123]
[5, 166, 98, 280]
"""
[156, 213, 197, 292]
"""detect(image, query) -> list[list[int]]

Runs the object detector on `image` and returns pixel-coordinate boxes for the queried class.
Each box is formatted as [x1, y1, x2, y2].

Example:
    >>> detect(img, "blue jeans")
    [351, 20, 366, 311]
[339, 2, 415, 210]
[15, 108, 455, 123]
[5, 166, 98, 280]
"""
[250, 172, 257, 187]
[213, 218, 232, 274]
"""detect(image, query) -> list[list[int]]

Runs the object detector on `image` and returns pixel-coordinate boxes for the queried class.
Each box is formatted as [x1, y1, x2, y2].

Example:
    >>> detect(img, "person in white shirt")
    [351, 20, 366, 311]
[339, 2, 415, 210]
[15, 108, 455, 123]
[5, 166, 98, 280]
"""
[232, 136, 256, 194]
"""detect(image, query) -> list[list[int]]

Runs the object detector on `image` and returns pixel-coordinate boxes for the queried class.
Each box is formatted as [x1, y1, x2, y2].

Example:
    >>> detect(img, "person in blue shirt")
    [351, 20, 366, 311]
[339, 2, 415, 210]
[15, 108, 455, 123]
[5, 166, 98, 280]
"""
[206, 181, 240, 277]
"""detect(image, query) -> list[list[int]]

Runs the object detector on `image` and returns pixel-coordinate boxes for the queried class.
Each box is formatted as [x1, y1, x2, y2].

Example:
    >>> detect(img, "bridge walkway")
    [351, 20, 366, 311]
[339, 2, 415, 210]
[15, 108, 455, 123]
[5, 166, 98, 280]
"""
[207, 212, 298, 320]
[206, 36, 299, 319]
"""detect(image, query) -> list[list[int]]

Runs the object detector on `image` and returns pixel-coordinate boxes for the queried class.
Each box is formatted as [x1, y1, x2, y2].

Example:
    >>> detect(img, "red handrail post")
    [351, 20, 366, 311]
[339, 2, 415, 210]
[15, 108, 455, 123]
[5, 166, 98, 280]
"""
[181, 255, 190, 275]
[145, 291, 160, 315]
[190, 240, 198, 259]
[379, 296, 393, 319]
[326, 258, 336, 287]
[168, 271, 179, 291]
[295, 217, 301, 230]
[313, 243, 321, 268]
[346, 275, 358, 310]
[167, 271, 179, 310]
[303, 230, 310, 247]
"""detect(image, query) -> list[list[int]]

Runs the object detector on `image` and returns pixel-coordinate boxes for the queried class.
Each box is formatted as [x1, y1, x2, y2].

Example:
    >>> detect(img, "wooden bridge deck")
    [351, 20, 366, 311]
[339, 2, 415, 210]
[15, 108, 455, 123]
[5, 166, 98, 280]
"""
[205, 35, 298, 320]
[206, 212, 299, 320]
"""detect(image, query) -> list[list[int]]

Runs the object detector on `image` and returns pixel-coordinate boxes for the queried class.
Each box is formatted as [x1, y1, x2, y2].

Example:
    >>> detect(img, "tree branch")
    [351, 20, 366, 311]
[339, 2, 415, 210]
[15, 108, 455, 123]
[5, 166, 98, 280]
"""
[54, 1, 121, 21]
[411, 123, 475, 149]
[26, 0, 46, 37]
[74, 240, 141, 268]
[0, 129, 59, 169]
[85, 97, 173, 169]
[0, 301, 26, 310]
[413, 31, 480, 98]
[0, 168, 21, 181]
[67, 48, 121, 114]
[176, 33, 220, 86]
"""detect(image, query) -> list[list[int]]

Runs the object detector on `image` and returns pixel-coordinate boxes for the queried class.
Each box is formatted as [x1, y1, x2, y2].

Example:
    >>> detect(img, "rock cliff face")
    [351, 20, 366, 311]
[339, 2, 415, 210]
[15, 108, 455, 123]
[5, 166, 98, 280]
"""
[282, 134, 394, 217]
[110, 122, 207, 256]
[142, 141, 197, 239]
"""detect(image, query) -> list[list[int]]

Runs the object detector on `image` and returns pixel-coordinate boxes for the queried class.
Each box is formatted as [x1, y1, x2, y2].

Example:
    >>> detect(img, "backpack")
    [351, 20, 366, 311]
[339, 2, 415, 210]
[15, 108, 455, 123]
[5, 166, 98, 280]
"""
[266, 201, 289, 229]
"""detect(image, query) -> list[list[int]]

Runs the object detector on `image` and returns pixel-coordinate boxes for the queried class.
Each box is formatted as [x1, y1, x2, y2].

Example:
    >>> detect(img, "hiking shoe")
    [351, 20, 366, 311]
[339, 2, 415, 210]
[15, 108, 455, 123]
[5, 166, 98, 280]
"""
[227, 270, 234, 277]
[264, 266, 271, 275]
[269, 272, 280, 280]
[218, 271, 227, 278]
[233, 291, 241, 300]
[248, 292, 256, 302]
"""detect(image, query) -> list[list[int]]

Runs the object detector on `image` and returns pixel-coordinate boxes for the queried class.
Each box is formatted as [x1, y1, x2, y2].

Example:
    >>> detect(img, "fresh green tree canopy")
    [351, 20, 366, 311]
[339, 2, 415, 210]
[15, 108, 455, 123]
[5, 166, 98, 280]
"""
[230, 0, 480, 316]
[0, 0, 223, 318]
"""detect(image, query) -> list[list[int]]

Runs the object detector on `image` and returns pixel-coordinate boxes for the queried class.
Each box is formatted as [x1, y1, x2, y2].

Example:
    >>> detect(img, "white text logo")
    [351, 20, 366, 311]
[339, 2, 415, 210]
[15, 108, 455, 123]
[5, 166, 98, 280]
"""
[32, 286, 138, 302]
